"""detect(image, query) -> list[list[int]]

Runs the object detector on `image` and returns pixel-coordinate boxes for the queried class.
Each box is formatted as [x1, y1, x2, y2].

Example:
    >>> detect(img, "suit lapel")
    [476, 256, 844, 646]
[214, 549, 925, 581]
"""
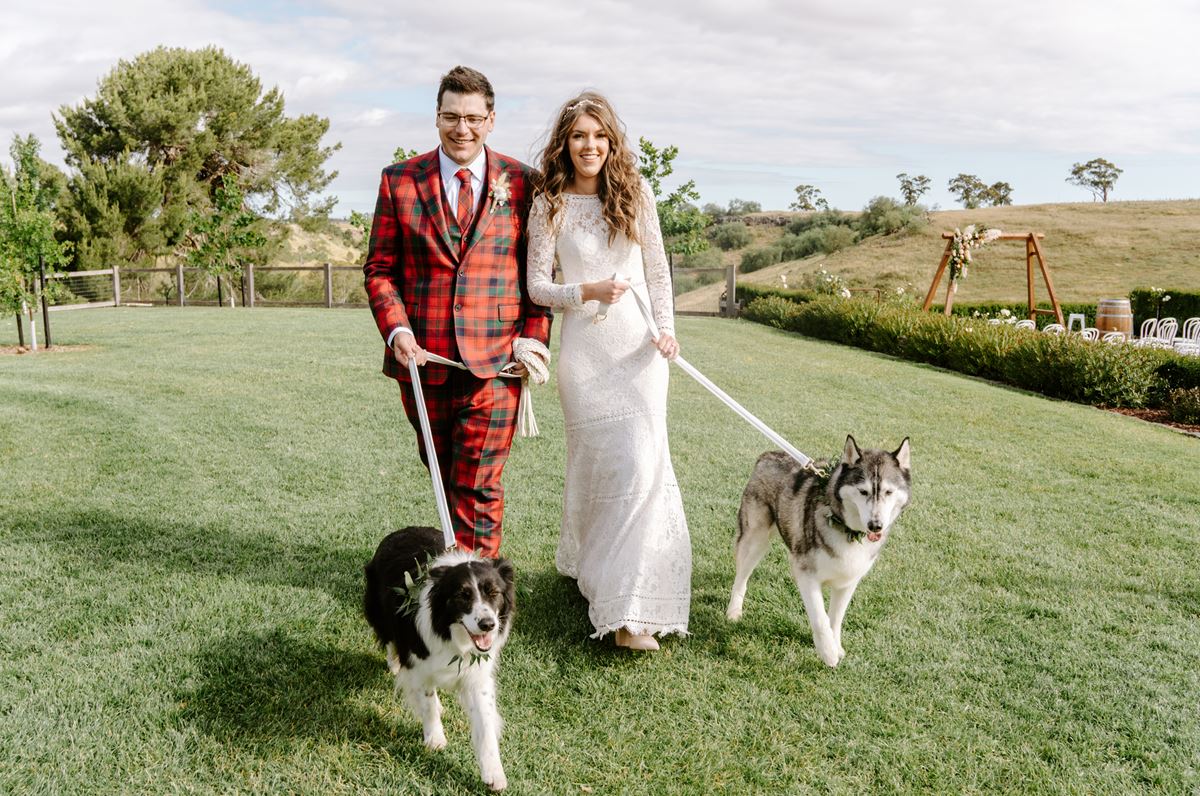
[415, 151, 456, 261]
[464, 150, 500, 255]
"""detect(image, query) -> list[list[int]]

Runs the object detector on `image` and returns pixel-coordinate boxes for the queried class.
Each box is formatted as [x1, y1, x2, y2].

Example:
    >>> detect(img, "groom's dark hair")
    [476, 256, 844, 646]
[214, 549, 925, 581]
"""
[438, 66, 495, 111]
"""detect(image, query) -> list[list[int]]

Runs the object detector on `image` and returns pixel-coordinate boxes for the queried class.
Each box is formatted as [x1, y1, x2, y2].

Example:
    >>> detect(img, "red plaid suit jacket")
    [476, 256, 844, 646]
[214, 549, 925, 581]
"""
[363, 147, 552, 384]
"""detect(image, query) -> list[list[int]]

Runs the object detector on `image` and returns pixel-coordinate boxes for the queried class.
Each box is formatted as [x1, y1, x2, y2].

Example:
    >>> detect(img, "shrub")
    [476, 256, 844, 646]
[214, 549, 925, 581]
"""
[787, 210, 854, 235]
[673, 269, 724, 294]
[778, 231, 821, 260]
[1167, 388, 1200, 424]
[740, 246, 782, 273]
[736, 283, 818, 306]
[1130, 287, 1200, 329]
[680, 247, 724, 268]
[818, 225, 857, 254]
[709, 222, 752, 251]
[951, 301, 1097, 329]
[742, 297, 1168, 408]
[856, 196, 928, 237]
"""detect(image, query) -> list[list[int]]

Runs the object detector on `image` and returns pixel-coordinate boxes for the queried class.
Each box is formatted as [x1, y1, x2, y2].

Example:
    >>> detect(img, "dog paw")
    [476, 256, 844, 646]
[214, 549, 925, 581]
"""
[837, 645, 846, 662]
[725, 602, 743, 622]
[817, 644, 841, 668]
[424, 729, 447, 751]
[482, 766, 507, 791]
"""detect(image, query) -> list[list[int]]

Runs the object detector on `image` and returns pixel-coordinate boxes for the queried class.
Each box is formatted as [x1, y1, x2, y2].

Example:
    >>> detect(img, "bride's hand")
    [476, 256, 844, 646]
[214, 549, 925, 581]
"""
[655, 332, 680, 360]
[581, 278, 630, 304]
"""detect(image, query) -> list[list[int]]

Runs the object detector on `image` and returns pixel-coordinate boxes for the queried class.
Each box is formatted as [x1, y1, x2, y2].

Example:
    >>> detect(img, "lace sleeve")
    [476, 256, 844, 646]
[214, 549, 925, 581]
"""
[638, 180, 675, 336]
[527, 195, 584, 309]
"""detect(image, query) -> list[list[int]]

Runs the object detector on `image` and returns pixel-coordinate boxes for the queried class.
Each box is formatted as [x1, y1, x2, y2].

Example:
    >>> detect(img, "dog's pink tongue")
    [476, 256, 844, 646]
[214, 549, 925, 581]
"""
[471, 633, 494, 652]
[868, 531, 883, 542]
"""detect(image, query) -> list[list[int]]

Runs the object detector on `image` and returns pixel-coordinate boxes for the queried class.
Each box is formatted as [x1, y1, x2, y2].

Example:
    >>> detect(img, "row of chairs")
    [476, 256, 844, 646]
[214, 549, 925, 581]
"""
[993, 316, 1200, 354]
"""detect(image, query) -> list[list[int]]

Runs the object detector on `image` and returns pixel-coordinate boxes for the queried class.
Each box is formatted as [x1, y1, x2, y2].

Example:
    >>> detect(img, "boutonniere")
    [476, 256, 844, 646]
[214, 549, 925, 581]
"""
[489, 173, 511, 212]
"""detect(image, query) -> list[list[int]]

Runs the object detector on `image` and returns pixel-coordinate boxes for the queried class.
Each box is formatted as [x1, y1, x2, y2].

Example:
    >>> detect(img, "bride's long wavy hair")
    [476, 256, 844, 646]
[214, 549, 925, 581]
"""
[534, 92, 642, 245]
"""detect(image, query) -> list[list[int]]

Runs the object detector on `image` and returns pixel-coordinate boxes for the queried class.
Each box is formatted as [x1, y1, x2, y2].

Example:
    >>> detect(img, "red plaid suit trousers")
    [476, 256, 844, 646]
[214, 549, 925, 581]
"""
[398, 369, 521, 558]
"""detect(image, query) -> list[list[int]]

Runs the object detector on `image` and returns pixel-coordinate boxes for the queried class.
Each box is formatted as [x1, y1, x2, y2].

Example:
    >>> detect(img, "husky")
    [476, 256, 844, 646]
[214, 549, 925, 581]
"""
[725, 436, 911, 667]
[364, 526, 516, 791]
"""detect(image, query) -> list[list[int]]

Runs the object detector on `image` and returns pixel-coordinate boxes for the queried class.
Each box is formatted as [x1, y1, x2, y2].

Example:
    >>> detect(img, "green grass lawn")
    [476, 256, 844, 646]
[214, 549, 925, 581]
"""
[2, 308, 1198, 795]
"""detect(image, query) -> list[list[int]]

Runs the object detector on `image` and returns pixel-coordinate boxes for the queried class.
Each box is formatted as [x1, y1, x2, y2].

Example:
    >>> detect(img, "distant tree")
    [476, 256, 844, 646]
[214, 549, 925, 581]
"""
[984, 181, 1013, 206]
[55, 46, 340, 266]
[709, 221, 752, 251]
[700, 201, 725, 219]
[726, 198, 761, 216]
[789, 184, 829, 211]
[393, 147, 419, 163]
[896, 173, 931, 205]
[0, 134, 72, 346]
[183, 173, 268, 304]
[348, 209, 373, 261]
[947, 174, 988, 209]
[1066, 158, 1122, 202]
[638, 137, 709, 257]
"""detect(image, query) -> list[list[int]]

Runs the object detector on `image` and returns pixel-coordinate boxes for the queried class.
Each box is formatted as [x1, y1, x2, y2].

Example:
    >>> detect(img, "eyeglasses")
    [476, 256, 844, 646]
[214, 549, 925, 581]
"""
[436, 112, 490, 129]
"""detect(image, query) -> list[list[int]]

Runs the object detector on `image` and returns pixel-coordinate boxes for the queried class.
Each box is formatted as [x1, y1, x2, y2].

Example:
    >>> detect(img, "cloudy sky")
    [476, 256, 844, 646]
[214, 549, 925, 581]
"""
[2, 0, 1198, 215]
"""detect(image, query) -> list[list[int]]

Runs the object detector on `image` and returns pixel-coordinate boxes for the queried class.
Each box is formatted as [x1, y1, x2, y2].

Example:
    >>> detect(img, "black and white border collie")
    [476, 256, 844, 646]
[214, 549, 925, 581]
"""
[364, 526, 516, 791]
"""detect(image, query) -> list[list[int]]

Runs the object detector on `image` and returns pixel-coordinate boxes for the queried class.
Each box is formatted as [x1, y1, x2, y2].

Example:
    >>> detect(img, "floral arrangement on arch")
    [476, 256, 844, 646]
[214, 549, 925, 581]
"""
[948, 225, 1001, 284]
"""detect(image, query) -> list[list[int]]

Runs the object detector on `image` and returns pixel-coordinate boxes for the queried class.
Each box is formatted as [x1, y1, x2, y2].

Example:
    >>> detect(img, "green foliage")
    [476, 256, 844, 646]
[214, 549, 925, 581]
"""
[1154, 357, 1200, 392]
[680, 247, 723, 268]
[709, 221, 752, 251]
[896, 173, 930, 205]
[985, 181, 1013, 206]
[789, 184, 829, 212]
[857, 196, 928, 237]
[725, 198, 761, 216]
[392, 147, 419, 163]
[947, 174, 987, 209]
[739, 245, 782, 273]
[184, 174, 268, 278]
[1166, 388, 1200, 424]
[1067, 157, 1122, 202]
[0, 134, 73, 316]
[742, 296, 1172, 408]
[1129, 286, 1200, 329]
[638, 137, 709, 256]
[55, 46, 340, 265]
[786, 209, 854, 235]
[348, 210, 372, 262]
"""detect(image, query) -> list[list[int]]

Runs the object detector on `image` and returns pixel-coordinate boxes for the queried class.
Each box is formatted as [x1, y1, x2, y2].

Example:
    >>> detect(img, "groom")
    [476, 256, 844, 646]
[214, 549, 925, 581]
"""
[363, 65, 551, 558]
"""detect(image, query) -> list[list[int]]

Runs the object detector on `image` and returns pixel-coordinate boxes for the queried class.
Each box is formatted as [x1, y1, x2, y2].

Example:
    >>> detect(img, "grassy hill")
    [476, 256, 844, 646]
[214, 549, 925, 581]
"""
[676, 200, 1200, 311]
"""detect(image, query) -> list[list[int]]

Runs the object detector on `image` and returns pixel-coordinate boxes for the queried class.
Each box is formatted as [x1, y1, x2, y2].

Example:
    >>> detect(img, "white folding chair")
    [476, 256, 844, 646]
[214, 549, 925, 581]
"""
[1014, 319, 1036, 330]
[1138, 318, 1158, 339]
[1180, 317, 1200, 341]
[1175, 318, 1200, 355]
[1042, 323, 1065, 334]
[1156, 318, 1179, 349]
[987, 318, 1003, 326]
[1079, 327, 1100, 341]
[1067, 313, 1086, 332]
[1102, 332, 1126, 344]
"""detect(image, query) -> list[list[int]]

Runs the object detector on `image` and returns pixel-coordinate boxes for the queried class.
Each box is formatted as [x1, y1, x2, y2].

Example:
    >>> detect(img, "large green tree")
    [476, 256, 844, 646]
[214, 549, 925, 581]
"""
[55, 46, 340, 267]
[1066, 158, 1122, 202]
[637, 137, 709, 258]
[1, 135, 72, 345]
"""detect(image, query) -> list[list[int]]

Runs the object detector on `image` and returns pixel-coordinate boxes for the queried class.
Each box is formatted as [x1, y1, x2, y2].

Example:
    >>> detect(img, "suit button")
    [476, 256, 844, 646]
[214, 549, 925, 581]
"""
[454, 303, 462, 311]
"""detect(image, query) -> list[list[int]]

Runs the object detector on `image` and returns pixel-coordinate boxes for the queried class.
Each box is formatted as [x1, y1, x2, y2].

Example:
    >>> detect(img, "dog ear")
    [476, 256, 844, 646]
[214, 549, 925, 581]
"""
[492, 557, 515, 587]
[843, 435, 862, 465]
[893, 437, 911, 470]
[428, 565, 449, 581]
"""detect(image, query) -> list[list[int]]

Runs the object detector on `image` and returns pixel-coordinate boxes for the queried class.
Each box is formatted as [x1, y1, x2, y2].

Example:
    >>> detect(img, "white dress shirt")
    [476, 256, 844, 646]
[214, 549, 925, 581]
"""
[438, 147, 487, 218]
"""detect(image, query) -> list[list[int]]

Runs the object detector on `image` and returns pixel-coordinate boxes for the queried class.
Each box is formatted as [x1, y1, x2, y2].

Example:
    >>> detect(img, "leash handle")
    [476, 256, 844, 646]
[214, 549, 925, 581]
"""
[407, 357, 456, 549]
[594, 272, 623, 322]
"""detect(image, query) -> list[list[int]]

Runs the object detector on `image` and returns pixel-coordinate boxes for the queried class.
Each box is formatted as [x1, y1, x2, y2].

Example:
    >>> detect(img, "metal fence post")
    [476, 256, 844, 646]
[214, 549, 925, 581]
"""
[324, 262, 333, 308]
[176, 264, 185, 306]
[112, 265, 121, 307]
[246, 263, 255, 308]
[40, 257, 52, 348]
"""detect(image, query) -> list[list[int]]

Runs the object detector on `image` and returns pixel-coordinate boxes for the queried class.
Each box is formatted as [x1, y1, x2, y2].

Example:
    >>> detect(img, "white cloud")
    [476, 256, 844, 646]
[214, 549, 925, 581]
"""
[3, 0, 1197, 212]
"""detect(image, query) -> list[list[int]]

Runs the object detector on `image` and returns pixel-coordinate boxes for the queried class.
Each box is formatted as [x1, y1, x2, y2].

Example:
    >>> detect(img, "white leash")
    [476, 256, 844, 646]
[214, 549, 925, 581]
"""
[407, 357, 457, 549]
[622, 283, 817, 471]
[405, 350, 542, 550]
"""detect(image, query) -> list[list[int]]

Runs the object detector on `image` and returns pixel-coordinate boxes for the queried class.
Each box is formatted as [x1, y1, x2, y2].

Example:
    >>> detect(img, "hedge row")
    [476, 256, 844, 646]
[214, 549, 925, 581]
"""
[1130, 287, 1200, 329]
[741, 295, 1191, 409]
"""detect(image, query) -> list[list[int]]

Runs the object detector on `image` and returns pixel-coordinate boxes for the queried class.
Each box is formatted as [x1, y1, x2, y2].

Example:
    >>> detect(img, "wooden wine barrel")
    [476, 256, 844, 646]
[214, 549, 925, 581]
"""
[1096, 298, 1133, 335]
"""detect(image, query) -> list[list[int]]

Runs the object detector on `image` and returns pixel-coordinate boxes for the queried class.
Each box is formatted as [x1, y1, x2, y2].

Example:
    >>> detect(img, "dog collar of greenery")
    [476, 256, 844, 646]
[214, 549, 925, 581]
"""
[392, 554, 437, 619]
[826, 509, 867, 544]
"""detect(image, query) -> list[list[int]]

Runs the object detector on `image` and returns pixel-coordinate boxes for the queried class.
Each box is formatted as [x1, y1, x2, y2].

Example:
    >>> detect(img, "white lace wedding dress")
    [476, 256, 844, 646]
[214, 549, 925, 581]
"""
[527, 181, 691, 639]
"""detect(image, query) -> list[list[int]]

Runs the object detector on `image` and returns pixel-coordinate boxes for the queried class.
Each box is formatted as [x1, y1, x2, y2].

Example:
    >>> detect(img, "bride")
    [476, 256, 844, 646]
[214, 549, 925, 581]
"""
[527, 92, 691, 651]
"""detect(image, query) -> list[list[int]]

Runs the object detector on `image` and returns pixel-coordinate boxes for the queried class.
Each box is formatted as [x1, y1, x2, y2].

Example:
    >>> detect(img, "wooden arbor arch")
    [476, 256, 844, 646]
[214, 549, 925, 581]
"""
[921, 232, 1064, 325]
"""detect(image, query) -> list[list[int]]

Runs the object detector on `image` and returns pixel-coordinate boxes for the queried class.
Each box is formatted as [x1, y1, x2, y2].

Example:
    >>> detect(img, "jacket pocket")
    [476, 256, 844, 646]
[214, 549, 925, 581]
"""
[497, 303, 520, 322]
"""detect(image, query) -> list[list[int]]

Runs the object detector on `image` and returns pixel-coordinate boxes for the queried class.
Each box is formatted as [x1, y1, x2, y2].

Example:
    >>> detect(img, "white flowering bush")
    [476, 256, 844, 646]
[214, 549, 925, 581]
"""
[800, 266, 852, 298]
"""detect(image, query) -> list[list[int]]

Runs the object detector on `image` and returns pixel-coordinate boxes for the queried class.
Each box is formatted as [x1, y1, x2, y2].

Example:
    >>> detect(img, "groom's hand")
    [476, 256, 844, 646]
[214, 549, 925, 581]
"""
[392, 333, 428, 367]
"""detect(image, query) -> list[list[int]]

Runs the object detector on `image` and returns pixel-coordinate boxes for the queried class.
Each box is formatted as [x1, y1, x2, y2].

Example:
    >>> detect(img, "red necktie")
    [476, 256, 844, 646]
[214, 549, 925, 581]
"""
[456, 168, 474, 240]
